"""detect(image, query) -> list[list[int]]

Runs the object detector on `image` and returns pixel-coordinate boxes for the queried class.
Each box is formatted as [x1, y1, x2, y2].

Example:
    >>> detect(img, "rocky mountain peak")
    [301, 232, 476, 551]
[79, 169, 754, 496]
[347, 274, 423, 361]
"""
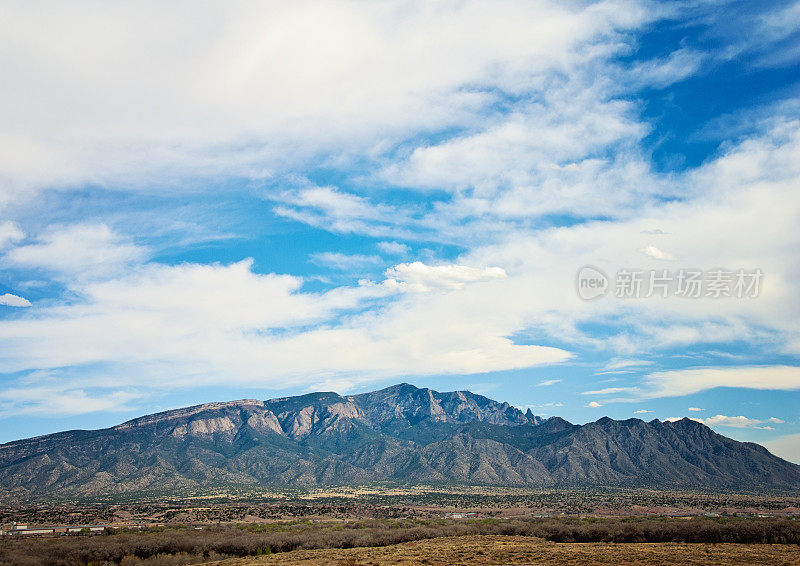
[349, 383, 540, 426]
[1, 384, 797, 500]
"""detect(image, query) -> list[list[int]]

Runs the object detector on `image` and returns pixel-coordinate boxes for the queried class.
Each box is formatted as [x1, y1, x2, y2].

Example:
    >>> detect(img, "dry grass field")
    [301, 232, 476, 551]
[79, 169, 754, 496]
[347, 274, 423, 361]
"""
[215, 535, 800, 566]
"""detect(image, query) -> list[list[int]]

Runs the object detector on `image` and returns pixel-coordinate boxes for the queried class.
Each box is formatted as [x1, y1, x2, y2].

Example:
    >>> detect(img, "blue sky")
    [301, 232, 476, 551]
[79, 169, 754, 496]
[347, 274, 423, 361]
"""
[1, 0, 799, 462]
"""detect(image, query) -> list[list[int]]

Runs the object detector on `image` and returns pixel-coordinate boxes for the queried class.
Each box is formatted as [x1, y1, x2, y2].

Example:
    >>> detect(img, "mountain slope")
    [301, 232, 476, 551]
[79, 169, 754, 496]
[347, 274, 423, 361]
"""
[1, 384, 798, 499]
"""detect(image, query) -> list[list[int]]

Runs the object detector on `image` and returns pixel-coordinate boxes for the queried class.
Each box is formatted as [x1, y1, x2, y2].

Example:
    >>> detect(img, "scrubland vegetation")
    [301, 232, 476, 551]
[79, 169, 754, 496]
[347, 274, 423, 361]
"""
[2, 516, 799, 566]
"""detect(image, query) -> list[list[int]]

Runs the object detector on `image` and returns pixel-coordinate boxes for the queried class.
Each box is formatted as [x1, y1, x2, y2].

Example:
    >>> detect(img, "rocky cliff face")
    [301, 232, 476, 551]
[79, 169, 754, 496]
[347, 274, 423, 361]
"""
[348, 383, 541, 426]
[0, 383, 797, 499]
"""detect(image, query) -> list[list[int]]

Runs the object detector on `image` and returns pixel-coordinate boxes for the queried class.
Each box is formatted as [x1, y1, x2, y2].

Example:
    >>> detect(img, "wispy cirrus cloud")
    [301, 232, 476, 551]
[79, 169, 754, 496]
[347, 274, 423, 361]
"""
[0, 0, 655, 205]
[582, 387, 637, 396]
[765, 432, 800, 464]
[0, 386, 143, 417]
[376, 241, 410, 256]
[641, 366, 800, 399]
[311, 252, 382, 270]
[4, 223, 146, 280]
[0, 221, 24, 249]
[0, 0, 799, 427]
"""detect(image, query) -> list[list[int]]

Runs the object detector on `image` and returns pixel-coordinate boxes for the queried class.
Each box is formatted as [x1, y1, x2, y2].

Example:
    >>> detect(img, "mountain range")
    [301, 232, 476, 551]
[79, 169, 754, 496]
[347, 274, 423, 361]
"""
[1, 383, 798, 499]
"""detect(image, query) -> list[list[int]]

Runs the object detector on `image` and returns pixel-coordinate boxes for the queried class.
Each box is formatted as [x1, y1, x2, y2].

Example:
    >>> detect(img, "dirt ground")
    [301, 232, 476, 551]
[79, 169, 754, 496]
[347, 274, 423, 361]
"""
[211, 534, 800, 565]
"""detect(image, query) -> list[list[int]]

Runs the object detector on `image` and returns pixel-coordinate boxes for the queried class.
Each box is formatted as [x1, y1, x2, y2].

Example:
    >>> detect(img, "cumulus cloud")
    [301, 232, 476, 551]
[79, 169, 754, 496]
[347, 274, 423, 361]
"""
[662, 414, 785, 430]
[586, 401, 602, 408]
[0, 293, 31, 307]
[0, 226, 569, 402]
[700, 414, 777, 429]
[0, 257, 384, 375]
[640, 245, 676, 261]
[384, 262, 507, 292]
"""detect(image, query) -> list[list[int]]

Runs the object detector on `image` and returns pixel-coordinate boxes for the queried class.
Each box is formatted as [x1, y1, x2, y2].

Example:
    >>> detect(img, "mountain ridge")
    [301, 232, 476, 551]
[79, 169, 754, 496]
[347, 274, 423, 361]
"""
[1, 383, 798, 499]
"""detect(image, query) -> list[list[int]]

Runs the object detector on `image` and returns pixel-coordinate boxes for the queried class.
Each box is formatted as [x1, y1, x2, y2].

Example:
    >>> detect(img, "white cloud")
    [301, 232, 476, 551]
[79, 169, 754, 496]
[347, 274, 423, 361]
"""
[663, 414, 785, 430]
[700, 414, 775, 429]
[603, 358, 655, 371]
[463, 382, 500, 395]
[285, 115, 800, 358]
[0, 0, 653, 204]
[260, 112, 800, 399]
[0, 230, 570, 405]
[0, 386, 142, 417]
[764, 433, 800, 464]
[688, 407, 703, 412]
[639, 245, 676, 261]
[537, 379, 562, 387]
[0, 258, 390, 375]
[633, 409, 652, 413]
[272, 184, 423, 240]
[748, 2, 800, 68]
[2, 112, 792, 412]
[5, 223, 146, 279]
[384, 262, 507, 292]
[0, 2, 798, 417]
[586, 401, 602, 408]
[0, 293, 31, 307]
[379, 95, 659, 220]
[768, 417, 785, 423]
[312, 252, 381, 270]
[376, 241, 410, 256]
[582, 386, 636, 395]
[627, 47, 705, 89]
[642, 366, 800, 398]
[0, 221, 24, 248]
